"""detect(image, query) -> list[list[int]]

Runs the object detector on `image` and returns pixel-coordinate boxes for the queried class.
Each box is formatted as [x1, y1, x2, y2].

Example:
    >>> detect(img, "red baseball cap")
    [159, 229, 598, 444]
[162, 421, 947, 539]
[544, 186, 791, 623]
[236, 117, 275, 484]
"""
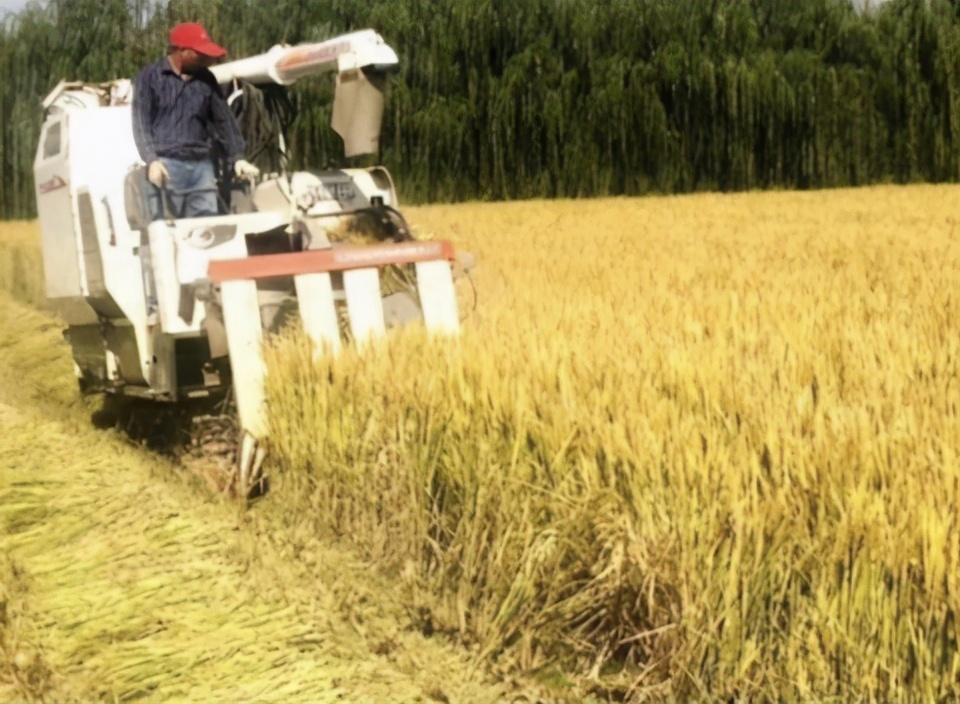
[170, 22, 227, 58]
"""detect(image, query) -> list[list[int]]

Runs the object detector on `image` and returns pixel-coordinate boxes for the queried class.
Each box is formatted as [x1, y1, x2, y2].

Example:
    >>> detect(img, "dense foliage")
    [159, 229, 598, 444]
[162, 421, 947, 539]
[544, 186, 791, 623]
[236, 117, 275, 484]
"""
[2, 0, 960, 216]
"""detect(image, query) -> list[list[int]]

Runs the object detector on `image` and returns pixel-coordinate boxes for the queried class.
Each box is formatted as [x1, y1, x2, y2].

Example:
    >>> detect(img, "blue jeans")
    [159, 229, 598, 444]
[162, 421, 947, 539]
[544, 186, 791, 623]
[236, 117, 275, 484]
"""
[148, 157, 219, 220]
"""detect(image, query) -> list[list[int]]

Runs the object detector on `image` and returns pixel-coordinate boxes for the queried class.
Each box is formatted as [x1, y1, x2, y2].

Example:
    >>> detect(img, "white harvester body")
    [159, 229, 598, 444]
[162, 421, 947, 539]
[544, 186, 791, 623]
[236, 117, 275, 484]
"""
[32, 30, 462, 491]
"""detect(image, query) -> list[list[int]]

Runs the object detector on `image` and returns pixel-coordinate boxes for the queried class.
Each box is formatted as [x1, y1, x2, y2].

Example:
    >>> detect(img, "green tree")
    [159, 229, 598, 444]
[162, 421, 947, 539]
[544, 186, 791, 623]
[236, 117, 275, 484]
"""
[2, 0, 960, 217]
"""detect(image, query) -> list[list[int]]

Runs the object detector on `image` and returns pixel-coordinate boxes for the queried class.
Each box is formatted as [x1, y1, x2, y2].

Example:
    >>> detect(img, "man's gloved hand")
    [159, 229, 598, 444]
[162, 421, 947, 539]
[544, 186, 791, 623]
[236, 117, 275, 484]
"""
[234, 159, 260, 180]
[147, 160, 169, 188]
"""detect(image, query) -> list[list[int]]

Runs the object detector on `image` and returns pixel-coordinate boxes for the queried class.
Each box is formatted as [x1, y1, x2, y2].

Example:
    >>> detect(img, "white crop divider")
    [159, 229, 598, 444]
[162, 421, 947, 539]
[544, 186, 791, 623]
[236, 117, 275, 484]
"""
[415, 260, 460, 333]
[219, 278, 267, 439]
[294, 272, 341, 359]
[343, 267, 386, 345]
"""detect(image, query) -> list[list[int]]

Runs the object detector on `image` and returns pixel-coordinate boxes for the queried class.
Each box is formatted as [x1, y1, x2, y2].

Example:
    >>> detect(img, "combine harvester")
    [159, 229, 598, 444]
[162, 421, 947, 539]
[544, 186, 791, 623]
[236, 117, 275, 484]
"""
[33, 30, 465, 495]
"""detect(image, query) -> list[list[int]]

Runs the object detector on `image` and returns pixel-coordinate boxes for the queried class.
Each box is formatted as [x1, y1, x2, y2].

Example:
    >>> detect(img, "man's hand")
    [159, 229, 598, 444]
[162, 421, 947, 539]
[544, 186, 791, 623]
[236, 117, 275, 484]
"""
[234, 159, 260, 180]
[147, 160, 169, 188]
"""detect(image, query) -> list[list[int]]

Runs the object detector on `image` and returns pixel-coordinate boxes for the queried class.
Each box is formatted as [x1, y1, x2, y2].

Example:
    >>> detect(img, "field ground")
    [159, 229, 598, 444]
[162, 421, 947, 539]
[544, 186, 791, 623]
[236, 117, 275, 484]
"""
[2, 184, 960, 701]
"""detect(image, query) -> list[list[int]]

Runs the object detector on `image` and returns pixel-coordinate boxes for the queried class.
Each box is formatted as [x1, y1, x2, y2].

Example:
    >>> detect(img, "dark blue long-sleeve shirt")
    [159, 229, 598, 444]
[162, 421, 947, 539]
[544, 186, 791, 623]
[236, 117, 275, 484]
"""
[132, 58, 245, 164]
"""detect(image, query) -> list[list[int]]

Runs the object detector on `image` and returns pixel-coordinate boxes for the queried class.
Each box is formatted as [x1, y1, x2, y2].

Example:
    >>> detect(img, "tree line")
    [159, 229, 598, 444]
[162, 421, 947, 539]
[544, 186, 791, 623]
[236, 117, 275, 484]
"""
[1, 0, 960, 218]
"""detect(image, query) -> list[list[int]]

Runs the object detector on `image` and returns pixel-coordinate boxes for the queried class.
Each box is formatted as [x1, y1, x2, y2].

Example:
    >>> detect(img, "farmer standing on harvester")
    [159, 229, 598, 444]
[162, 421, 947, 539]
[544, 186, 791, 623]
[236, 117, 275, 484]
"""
[132, 21, 260, 220]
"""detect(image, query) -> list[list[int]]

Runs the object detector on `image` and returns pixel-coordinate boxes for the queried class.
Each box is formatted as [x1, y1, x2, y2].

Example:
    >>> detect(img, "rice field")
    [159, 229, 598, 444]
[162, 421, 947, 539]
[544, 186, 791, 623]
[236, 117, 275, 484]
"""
[3, 185, 960, 701]
[267, 185, 960, 701]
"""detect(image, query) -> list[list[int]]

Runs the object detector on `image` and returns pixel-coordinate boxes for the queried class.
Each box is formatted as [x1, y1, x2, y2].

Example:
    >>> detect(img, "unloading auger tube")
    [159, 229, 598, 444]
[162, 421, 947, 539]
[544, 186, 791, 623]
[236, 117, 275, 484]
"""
[211, 29, 399, 158]
[31, 27, 470, 499]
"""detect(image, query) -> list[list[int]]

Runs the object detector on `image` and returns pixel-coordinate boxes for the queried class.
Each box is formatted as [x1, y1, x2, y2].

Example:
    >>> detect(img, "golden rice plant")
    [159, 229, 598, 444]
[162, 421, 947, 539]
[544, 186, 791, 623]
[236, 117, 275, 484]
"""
[265, 185, 960, 701]
[0, 221, 45, 308]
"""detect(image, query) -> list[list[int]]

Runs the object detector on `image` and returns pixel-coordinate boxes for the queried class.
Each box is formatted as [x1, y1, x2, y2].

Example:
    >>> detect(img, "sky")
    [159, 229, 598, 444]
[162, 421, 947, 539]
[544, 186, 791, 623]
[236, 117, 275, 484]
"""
[0, 0, 32, 15]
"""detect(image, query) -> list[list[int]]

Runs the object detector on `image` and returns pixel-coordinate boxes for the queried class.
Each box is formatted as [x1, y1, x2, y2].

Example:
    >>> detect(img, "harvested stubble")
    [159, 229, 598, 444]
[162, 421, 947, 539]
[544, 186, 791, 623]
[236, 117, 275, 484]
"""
[264, 186, 960, 701]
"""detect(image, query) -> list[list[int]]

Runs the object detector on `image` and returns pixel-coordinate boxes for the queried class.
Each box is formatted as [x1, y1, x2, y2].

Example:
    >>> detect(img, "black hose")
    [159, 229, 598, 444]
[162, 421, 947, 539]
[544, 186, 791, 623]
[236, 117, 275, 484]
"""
[231, 82, 297, 176]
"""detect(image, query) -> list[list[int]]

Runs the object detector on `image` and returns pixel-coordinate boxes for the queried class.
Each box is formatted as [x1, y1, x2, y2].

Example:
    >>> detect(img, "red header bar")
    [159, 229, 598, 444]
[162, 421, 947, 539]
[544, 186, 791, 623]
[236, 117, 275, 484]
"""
[207, 240, 456, 284]
[275, 41, 348, 81]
